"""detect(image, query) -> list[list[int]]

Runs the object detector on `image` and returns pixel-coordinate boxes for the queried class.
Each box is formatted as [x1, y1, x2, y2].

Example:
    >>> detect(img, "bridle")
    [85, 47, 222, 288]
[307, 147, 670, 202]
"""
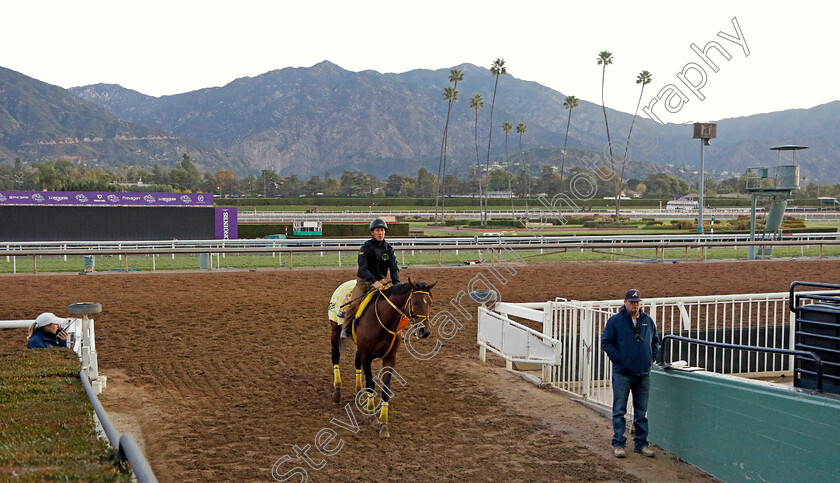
[371, 288, 432, 358]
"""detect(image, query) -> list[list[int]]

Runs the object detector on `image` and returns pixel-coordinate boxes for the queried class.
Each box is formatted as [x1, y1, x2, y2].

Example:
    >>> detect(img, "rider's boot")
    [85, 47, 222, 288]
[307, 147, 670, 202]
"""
[340, 317, 353, 339]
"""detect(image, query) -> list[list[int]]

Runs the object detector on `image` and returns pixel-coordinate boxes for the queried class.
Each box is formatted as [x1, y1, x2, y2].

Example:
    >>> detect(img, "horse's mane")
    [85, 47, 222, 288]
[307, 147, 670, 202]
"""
[384, 281, 432, 296]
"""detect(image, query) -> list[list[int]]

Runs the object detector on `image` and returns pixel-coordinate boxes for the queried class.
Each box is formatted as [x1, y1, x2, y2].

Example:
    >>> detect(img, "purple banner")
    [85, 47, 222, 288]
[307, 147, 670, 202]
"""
[0, 190, 214, 207]
[215, 207, 238, 240]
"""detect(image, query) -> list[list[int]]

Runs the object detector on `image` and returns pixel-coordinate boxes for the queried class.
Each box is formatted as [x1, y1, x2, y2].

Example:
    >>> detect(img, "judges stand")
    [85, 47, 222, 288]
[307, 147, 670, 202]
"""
[746, 145, 805, 259]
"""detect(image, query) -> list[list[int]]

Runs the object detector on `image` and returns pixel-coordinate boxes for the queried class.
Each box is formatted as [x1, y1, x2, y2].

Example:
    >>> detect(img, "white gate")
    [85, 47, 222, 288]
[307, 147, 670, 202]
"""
[477, 304, 561, 370]
[479, 290, 828, 411]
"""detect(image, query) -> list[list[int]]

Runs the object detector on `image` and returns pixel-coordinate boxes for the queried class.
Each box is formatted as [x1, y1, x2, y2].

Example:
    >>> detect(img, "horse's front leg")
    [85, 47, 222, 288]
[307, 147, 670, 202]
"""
[331, 321, 342, 404]
[377, 352, 397, 438]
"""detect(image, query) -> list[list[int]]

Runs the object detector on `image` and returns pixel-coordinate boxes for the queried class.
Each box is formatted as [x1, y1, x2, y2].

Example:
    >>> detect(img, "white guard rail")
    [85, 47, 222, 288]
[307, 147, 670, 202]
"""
[477, 305, 562, 369]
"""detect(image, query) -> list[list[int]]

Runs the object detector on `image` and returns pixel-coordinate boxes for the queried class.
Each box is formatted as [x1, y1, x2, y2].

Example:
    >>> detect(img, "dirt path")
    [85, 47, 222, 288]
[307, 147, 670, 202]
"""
[2, 259, 838, 481]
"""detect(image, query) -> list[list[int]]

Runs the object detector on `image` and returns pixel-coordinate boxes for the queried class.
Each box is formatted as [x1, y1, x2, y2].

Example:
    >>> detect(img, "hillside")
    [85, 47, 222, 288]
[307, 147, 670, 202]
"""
[0, 66, 257, 174]
[1, 60, 836, 181]
[71, 61, 839, 181]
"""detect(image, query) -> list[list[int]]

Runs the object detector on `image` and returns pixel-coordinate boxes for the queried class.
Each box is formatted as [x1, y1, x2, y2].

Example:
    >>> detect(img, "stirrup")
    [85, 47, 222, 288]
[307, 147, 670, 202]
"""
[337, 311, 346, 318]
[340, 324, 352, 339]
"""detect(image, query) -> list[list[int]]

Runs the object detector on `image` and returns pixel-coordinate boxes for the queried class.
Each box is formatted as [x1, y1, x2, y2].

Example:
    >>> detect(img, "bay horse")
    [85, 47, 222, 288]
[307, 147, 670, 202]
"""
[329, 278, 435, 438]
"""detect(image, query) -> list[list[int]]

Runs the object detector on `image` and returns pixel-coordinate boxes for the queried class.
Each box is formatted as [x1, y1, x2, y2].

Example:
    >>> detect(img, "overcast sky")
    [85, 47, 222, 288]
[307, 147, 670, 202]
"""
[3, 1, 835, 125]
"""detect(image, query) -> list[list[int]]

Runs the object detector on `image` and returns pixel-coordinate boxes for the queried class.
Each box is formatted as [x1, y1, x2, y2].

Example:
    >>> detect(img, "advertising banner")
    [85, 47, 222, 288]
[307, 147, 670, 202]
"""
[215, 207, 238, 239]
[0, 190, 214, 207]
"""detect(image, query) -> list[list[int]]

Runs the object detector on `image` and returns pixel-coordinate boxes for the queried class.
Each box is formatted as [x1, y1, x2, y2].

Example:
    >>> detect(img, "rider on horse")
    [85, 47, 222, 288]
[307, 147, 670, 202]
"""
[339, 218, 400, 338]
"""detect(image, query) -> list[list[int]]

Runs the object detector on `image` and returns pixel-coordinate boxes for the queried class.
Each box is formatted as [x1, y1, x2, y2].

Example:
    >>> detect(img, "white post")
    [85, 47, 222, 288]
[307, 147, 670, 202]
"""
[80, 315, 91, 380]
[88, 317, 99, 380]
[580, 307, 592, 399]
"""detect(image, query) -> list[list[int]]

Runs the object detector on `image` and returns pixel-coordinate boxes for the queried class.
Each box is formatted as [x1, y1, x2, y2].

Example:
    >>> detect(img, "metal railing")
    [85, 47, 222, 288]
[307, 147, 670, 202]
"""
[235, 208, 840, 223]
[2, 237, 839, 273]
[80, 370, 158, 482]
[658, 335, 824, 391]
[484, 290, 834, 411]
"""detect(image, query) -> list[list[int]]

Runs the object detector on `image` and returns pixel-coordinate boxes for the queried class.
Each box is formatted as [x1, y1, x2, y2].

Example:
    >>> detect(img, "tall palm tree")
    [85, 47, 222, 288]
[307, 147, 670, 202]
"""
[615, 70, 653, 218]
[435, 68, 463, 222]
[470, 93, 485, 212]
[597, 50, 616, 218]
[502, 121, 513, 161]
[484, 58, 507, 224]
[438, 85, 459, 220]
[597, 51, 614, 161]
[560, 95, 579, 186]
[516, 122, 528, 197]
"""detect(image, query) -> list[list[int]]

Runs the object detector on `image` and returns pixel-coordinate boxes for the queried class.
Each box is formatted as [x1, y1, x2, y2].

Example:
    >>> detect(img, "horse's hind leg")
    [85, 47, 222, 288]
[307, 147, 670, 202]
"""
[330, 321, 342, 404]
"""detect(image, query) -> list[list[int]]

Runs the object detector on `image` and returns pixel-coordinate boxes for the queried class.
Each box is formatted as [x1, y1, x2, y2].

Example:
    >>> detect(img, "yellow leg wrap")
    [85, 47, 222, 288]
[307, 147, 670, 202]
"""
[333, 364, 341, 389]
[355, 370, 363, 392]
[378, 402, 389, 425]
[366, 393, 376, 411]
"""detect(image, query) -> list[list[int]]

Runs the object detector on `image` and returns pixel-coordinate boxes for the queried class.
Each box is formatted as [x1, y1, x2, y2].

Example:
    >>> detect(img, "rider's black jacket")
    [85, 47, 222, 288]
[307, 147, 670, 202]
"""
[357, 238, 400, 284]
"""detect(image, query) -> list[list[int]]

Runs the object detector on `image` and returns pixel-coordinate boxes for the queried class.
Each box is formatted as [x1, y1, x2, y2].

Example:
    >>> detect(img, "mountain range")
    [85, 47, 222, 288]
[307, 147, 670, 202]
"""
[1, 61, 837, 182]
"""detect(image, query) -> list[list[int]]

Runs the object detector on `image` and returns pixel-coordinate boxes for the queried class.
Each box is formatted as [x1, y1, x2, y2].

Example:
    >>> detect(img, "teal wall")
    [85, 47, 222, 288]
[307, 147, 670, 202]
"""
[648, 368, 840, 482]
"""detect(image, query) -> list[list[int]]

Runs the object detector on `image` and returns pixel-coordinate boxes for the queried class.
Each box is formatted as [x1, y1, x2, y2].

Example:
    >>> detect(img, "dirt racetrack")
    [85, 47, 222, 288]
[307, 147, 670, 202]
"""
[3, 258, 840, 482]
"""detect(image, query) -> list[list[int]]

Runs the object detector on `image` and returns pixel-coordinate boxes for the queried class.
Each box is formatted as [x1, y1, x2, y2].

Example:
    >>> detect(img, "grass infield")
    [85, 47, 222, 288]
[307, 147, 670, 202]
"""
[0, 349, 129, 481]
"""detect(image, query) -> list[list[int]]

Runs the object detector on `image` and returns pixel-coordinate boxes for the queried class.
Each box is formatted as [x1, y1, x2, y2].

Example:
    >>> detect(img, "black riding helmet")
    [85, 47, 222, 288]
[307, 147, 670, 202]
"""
[369, 218, 388, 232]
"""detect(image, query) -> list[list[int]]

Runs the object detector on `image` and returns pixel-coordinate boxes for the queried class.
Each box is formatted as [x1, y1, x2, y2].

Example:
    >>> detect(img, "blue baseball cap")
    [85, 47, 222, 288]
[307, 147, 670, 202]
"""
[624, 289, 641, 302]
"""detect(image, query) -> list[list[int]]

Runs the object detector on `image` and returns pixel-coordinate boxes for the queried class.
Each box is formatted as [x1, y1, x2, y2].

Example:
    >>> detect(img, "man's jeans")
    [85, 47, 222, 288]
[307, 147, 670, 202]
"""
[611, 370, 650, 449]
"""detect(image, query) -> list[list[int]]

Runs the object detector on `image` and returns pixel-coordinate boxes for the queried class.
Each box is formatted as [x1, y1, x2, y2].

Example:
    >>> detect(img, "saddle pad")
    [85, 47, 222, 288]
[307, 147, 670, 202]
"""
[328, 280, 357, 323]
[356, 289, 377, 319]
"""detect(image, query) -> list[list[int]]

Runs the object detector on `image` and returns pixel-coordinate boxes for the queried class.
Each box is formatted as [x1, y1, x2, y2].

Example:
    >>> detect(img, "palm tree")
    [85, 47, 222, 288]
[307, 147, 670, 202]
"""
[502, 121, 513, 161]
[616, 70, 653, 217]
[470, 93, 485, 212]
[484, 58, 507, 223]
[516, 122, 528, 197]
[560, 95, 579, 186]
[597, 51, 614, 161]
[598, 50, 617, 219]
[438, 85, 459, 220]
[435, 68, 463, 222]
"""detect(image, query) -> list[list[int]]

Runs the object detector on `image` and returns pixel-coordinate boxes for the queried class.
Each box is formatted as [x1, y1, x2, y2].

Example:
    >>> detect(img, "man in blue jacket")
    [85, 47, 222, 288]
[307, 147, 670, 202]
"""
[601, 289, 660, 458]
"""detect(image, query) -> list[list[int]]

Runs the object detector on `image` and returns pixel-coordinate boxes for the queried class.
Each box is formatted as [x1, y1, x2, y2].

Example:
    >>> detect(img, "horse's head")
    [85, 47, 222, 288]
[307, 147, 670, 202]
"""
[407, 277, 436, 339]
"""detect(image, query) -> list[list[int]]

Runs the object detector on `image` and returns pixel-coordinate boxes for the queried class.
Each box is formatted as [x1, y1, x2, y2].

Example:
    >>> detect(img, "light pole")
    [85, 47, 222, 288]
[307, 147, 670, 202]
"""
[692, 123, 717, 234]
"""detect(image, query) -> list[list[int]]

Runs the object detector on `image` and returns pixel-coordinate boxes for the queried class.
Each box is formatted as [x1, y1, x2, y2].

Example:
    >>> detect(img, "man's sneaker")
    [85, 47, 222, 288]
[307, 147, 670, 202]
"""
[635, 446, 654, 457]
[613, 447, 626, 458]
[340, 324, 351, 339]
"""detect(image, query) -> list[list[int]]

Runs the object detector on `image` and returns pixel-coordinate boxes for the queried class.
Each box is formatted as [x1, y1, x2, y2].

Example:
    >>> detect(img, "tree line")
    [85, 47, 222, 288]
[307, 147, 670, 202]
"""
[3, 154, 837, 200]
